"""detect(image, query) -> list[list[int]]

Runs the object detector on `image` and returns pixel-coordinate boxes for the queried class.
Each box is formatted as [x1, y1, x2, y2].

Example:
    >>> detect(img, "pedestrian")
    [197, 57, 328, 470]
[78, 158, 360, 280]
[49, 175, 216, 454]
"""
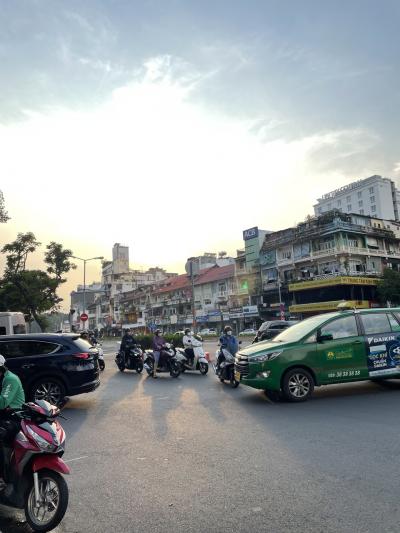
[152, 329, 166, 378]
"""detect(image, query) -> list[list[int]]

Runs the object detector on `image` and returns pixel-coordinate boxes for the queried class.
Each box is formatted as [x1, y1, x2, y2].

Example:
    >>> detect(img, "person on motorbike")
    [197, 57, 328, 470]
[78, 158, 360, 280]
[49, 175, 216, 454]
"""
[0, 355, 25, 490]
[217, 326, 239, 370]
[182, 328, 195, 365]
[121, 329, 139, 366]
[152, 329, 166, 378]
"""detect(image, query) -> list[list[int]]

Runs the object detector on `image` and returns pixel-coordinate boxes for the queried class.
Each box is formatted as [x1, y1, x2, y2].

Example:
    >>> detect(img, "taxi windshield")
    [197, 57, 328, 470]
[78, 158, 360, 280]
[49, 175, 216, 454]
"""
[272, 313, 339, 343]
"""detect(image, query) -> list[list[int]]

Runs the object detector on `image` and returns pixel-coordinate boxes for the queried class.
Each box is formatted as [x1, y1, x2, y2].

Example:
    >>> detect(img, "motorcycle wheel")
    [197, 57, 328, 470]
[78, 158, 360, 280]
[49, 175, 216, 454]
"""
[229, 371, 240, 388]
[136, 363, 143, 374]
[99, 360, 105, 371]
[117, 364, 125, 372]
[25, 469, 69, 532]
[199, 362, 208, 375]
[170, 361, 181, 378]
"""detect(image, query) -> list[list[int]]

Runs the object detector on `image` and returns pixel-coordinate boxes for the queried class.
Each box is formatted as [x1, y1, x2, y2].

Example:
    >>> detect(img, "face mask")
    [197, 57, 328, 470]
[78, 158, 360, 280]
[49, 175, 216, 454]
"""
[227, 331, 232, 336]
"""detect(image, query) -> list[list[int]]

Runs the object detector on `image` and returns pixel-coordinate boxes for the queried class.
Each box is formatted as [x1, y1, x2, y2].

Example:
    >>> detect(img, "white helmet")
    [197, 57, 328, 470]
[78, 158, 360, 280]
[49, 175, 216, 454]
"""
[0, 355, 5, 366]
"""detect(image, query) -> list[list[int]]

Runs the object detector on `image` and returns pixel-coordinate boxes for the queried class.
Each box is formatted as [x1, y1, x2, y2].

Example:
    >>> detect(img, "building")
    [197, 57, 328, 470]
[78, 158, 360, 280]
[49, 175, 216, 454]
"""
[259, 210, 400, 317]
[314, 175, 400, 221]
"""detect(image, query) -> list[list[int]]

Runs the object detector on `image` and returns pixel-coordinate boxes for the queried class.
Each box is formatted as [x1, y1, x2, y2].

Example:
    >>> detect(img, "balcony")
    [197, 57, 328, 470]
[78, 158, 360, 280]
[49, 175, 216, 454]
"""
[297, 245, 400, 261]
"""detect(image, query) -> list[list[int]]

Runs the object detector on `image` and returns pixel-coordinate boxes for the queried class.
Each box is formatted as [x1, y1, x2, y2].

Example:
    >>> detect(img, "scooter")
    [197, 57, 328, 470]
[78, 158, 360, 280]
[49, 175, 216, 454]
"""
[144, 344, 182, 378]
[97, 342, 105, 371]
[115, 345, 144, 373]
[177, 337, 209, 375]
[0, 400, 69, 532]
[212, 348, 240, 388]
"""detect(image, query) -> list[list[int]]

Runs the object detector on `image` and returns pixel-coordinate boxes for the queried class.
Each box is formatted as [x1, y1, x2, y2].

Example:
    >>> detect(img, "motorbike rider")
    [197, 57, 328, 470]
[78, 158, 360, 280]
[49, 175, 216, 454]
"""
[152, 329, 166, 378]
[121, 329, 139, 365]
[0, 355, 25, 490]
[217, 326, 239, 370]
[182, 328, 196, 365]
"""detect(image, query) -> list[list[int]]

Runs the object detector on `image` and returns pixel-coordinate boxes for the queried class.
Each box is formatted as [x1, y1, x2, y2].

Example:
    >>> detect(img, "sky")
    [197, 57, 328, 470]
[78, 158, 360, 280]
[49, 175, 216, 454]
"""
[0, 0, 399, 307]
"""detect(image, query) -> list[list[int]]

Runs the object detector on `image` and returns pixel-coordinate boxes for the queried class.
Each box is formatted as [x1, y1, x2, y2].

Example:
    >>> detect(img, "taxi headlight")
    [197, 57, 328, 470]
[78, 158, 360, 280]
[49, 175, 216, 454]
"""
[251, 351, 282, 363]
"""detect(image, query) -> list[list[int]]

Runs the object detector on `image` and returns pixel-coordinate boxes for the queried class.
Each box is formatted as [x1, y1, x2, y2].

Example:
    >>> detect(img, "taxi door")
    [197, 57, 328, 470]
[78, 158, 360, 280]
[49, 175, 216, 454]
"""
[314, 314, 368, 383]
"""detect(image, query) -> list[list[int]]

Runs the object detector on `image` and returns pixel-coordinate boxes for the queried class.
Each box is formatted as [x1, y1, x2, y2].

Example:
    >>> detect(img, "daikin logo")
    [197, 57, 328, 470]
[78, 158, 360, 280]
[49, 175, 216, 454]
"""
[367, 335, 395, 345]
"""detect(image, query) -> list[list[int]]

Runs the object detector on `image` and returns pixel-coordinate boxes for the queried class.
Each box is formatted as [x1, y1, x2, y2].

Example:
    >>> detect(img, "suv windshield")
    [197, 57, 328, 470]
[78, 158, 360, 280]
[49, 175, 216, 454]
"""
[272, 313, 339, 343]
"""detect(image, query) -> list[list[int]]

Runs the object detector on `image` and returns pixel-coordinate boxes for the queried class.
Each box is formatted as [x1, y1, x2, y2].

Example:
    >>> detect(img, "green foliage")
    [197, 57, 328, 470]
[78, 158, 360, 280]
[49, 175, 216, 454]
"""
[0, 232, 76, 329]
[128, 333, 185, 350]
[377, 268, 400, 305]
[0, 191, 10, 223]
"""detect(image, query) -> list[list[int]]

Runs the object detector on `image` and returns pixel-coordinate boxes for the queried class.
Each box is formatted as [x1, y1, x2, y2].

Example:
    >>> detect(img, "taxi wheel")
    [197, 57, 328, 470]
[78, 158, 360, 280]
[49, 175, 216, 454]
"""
[282, 368, 314, 402]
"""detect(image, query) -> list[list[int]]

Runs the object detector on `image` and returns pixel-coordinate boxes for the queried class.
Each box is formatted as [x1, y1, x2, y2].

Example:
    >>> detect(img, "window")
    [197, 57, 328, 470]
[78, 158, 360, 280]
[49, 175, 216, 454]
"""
[346, 195, 351, 202]
[358, 200, 363, 207]
[370, 196, 375, 203]
[371, 205, 376, 213]
[319, 316, 358, 340]
[358, 191, 362, 198]
[337, 199, 341, 206]
[0, 327, 6, 336]
[0, 341, 59, 358]
[369, 186, 374, 194]
[327, 203, 331, 209]
[360, 209, 364, 215]
[361, 313, 391, 334]
[347, 204, 352, 211]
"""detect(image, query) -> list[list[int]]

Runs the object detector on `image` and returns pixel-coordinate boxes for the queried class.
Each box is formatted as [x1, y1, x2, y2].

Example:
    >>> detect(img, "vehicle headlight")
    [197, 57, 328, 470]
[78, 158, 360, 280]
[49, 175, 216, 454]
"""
[250, 351, 282, 363]
[26, 425, 57, 452]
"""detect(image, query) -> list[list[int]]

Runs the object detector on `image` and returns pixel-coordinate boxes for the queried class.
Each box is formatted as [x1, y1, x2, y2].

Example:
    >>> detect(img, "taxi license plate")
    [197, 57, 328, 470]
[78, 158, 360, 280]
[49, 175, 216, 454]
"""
[235, 371, 241, 382]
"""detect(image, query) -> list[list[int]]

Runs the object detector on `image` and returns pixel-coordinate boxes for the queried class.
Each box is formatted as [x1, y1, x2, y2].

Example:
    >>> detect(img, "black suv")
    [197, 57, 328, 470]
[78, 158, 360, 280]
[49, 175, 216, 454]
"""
[252, 320, 299, 343]
[0, 334, 100, 404]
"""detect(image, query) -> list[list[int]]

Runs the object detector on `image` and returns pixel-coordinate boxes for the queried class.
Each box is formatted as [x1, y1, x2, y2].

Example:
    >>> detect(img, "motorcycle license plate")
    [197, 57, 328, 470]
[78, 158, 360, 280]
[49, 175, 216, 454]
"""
[235, 371, 241, 382]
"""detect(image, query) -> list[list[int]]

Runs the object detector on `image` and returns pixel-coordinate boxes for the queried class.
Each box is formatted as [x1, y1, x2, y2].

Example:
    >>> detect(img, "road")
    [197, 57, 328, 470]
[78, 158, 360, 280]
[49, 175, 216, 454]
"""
[1, 338, 400, 532]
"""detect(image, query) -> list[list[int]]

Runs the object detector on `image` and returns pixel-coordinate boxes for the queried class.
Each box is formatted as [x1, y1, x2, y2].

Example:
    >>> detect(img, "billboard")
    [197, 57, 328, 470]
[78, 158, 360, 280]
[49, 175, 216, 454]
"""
[243, 227, 259, 241]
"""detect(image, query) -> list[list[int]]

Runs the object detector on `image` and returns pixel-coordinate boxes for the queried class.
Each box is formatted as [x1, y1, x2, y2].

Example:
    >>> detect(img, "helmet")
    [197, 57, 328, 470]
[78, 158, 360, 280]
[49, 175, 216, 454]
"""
[184, 328, 191, 335]
[0, 355, 5, 366]
[224, 326, 232, 334]
[154, 329, 161, 335]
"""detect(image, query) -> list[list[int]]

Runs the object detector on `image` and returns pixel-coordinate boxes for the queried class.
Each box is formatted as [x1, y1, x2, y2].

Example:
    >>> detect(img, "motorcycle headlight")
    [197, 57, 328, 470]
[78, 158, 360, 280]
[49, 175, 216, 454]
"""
[26, 425, 57, 452]
[250, 351, 282, 363]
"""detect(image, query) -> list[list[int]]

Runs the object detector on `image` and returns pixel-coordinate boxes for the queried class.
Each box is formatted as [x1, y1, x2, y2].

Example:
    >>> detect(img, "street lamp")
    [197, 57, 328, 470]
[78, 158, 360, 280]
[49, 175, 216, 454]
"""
[71, 255, 104, 330]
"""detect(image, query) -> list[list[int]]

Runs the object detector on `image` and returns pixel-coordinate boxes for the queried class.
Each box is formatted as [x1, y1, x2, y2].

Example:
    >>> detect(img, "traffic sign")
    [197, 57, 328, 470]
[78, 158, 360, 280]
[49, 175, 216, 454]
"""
[80, 313, 88, 322]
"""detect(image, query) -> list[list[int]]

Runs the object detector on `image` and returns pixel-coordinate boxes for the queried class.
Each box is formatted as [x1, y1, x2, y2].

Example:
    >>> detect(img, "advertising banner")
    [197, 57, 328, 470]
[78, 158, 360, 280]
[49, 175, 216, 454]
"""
[366, 333, 400, 377]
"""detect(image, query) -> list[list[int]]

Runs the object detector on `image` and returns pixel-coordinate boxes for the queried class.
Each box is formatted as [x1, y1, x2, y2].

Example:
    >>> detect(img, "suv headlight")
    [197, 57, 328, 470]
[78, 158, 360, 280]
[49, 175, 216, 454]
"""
[250, 351, 282, 363]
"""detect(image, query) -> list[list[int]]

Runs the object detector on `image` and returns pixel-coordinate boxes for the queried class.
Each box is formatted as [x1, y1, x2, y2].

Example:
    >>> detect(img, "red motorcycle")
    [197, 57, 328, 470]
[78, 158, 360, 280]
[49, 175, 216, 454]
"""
[0, 400, 70, 532]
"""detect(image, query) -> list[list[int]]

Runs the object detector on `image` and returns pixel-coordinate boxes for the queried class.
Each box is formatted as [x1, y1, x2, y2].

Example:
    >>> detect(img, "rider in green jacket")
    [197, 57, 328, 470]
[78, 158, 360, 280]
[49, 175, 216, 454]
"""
[0, 354, 25, 489]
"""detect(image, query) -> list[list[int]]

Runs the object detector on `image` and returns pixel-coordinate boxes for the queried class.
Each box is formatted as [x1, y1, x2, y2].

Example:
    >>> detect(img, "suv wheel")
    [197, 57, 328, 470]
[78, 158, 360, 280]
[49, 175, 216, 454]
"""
[30, 378, 66, 406]
[282, 368, 314, 402]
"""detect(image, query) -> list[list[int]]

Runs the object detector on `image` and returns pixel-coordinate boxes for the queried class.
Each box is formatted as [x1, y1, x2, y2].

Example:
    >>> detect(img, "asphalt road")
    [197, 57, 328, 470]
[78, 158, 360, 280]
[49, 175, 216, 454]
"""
[1, 339, 400, 533]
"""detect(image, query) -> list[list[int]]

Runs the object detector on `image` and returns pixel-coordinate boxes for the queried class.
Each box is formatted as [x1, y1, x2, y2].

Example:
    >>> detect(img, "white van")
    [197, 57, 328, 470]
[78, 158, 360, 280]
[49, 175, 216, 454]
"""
[0, 312, 27, 335]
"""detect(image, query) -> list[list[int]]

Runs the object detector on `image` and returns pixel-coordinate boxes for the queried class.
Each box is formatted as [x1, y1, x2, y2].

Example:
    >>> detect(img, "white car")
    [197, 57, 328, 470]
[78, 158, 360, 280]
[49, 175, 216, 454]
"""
[198, 328, 217, 335]
[239, 328, 256, 336]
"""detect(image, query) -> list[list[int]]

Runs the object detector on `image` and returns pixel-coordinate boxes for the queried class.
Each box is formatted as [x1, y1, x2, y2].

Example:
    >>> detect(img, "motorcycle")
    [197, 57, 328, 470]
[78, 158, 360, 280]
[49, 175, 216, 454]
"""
[144, 343, 182, 378]
[212, 347, 240, 388]
[0, 399, 69, 532]
[115, 345, 144, 373]
[177, 337, 209, 375]
[97, 342, 105, 371]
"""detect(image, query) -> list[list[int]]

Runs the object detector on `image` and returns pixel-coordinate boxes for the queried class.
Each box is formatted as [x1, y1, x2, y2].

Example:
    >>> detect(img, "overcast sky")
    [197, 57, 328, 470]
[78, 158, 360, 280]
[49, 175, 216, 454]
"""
[1, 0, 399, 306]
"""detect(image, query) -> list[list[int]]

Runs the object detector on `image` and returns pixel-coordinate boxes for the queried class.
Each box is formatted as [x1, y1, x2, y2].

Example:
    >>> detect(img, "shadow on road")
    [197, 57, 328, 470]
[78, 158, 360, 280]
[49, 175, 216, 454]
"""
[0, 505, 32, 533]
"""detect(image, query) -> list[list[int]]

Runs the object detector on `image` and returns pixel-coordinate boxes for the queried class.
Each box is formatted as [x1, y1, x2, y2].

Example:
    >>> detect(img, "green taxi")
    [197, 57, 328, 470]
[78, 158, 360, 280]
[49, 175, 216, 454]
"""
[235, 307, 400, 402]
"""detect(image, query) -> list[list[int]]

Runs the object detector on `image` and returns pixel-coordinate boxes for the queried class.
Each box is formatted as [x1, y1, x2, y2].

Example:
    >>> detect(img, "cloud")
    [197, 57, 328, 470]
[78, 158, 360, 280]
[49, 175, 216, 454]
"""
[0, 54, 379, 301]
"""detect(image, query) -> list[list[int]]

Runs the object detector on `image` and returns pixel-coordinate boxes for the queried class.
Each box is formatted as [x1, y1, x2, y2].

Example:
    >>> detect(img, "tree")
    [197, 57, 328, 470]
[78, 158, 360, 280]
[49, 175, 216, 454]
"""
[0, 233, 76, 330]
[0, 191, 10, 223]
[376, 268, 400, 305]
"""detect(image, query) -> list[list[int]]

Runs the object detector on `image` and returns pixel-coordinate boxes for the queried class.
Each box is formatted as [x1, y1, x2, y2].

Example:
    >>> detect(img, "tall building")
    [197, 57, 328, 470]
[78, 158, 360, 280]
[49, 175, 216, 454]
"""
[314, 175, 400, 221]
[112, 243, 129, 274]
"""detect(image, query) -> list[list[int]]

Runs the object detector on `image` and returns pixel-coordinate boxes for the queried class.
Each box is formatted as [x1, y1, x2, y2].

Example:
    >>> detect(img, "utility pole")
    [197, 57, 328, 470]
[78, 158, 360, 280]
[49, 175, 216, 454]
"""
[71, 255, 104, 330]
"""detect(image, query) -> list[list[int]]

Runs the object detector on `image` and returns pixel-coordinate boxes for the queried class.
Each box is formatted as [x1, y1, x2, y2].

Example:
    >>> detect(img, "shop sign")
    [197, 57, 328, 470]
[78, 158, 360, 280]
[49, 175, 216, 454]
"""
[243, 305, 259, 316]
[289, 276, 379, 292]
[229, 312, 244, 319]
[243, 227, 259, 241]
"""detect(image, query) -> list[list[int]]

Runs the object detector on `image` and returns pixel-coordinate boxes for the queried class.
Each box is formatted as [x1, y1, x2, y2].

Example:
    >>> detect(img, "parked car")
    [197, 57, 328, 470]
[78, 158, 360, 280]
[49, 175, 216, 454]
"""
[0, 333, 100, 404]
[239, 328, 257, 336]
[252, 320, 299, 343]
[235, 307, 400, 402]
[198, 328, 217, 335]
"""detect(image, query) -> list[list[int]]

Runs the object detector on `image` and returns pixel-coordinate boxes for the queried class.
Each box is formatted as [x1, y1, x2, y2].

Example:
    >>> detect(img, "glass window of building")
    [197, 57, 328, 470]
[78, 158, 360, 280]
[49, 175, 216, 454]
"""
[346, 195, 351, 202]
[370, 196, 375, 203]
[358, 191, 362, 198]
[369, 186, 374, 193]
[358, 200, 363, 207]
[360, 209, 364, 215]
[347, 204, 352, 211]
[337, 199, 341, 206]
[371, 205, 376, 212]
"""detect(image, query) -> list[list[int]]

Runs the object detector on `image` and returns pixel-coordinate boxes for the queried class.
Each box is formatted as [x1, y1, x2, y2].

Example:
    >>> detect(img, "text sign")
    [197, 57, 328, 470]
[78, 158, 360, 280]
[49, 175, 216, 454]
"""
[243, 227, 259, 241]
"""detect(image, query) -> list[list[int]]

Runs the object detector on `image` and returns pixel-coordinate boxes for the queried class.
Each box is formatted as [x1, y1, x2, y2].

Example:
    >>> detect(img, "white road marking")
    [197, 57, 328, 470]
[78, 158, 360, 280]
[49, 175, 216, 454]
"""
[65, 455, 89, 463]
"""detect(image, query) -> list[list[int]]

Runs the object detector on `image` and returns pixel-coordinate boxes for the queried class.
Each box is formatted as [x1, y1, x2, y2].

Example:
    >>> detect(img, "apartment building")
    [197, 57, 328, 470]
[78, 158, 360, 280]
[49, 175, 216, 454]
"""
[314, 175, 400, 220]
[259, 210, 400, 317]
